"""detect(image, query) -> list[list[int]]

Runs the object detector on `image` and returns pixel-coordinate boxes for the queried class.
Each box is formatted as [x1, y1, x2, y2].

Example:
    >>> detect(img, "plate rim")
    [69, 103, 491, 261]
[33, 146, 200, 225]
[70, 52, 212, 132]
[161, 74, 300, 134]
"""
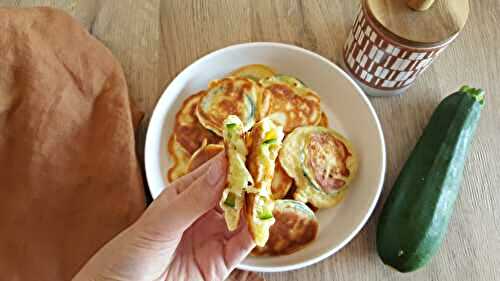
[145, 42, 386, 273]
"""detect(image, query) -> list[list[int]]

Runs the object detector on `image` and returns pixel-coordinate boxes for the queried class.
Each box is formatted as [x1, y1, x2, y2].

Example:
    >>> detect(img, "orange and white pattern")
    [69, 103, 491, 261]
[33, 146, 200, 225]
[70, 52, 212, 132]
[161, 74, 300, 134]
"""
[343, 6, 447, 90]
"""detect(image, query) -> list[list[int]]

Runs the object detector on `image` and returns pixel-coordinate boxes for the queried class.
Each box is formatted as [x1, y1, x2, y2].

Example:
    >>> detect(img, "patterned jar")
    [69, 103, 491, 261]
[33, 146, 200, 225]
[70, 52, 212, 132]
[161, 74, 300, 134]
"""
[343, 0, 469, 96]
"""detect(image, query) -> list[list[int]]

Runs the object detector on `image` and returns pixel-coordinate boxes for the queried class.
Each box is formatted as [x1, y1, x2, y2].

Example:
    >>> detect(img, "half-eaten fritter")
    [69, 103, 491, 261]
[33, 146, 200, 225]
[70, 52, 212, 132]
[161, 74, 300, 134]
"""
[246, 117, 284, 246]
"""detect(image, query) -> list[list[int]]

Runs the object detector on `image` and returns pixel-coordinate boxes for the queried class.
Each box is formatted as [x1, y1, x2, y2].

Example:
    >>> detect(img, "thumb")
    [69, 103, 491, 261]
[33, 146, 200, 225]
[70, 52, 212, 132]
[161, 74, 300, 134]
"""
[136, 152, 227, 241]
[72, 155, 227, 281]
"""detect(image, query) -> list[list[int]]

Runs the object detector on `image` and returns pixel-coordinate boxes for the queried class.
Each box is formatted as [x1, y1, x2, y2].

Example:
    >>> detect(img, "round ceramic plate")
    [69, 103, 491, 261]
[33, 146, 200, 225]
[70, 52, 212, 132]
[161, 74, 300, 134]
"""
[145, 42, 386, 272]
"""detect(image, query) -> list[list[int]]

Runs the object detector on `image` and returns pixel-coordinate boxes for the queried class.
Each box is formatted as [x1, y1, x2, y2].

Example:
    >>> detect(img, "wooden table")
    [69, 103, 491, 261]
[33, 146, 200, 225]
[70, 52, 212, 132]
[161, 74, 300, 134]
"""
[5, 0, 500, 280]
[165, 2, 500, 281]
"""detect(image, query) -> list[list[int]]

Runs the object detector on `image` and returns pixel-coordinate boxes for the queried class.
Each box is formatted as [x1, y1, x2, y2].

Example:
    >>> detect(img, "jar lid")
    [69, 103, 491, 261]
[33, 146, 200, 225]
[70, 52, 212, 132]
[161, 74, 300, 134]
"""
[366, 0, 469, 44]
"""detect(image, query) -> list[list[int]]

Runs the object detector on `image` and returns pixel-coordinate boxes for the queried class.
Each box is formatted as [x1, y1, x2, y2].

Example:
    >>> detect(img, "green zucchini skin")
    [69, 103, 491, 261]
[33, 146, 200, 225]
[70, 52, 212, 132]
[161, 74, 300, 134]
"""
[376, 86, 484, 272]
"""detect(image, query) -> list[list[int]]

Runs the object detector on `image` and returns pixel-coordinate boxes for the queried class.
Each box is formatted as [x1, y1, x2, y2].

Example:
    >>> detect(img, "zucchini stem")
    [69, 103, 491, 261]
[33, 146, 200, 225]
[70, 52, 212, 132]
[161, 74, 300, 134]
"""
[459, 86, 485, 105]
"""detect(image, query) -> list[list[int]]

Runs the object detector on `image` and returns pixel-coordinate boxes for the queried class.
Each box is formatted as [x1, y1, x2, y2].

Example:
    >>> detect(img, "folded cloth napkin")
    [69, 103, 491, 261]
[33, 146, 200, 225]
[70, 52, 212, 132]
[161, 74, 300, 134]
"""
[0, 6, 264, 281]
[0, 7, 146, 280]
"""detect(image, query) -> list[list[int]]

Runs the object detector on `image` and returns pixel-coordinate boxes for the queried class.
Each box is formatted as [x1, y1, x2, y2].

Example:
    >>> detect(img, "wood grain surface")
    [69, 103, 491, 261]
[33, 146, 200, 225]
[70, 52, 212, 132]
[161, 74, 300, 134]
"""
[368, 0, 469, 43]
[3, 0, 500, 280]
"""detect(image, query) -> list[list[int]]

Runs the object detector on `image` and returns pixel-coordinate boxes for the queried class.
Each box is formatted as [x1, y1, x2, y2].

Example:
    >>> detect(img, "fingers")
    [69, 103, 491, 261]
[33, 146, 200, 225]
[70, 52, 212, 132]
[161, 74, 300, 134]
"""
[175, 152, 227, 191]
[224, 214, 255, 270]
[188, 210, 256, 281]
[165, 160, 226, 230]
[159, 152, 227, 202]
[136, 152, 228, 240]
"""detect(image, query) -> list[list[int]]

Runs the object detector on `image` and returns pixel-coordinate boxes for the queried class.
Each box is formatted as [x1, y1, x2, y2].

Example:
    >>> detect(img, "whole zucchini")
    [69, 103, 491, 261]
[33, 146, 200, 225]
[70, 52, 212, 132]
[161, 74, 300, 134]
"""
[376, 86, 485, 272]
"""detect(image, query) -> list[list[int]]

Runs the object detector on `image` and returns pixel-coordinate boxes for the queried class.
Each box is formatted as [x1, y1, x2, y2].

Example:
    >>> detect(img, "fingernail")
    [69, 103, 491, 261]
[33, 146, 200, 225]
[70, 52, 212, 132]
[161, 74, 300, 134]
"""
[207, 155, 226, 185]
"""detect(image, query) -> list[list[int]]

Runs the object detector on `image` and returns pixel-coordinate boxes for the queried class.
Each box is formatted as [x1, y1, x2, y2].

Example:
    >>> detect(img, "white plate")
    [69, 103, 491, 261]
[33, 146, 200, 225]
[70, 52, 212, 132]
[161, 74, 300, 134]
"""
[145, 42, 386, 272]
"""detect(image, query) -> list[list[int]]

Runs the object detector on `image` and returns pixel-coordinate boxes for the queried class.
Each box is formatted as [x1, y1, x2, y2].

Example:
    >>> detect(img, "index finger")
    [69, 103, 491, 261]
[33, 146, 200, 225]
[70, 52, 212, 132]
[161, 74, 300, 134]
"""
[159, 152, 227, 202]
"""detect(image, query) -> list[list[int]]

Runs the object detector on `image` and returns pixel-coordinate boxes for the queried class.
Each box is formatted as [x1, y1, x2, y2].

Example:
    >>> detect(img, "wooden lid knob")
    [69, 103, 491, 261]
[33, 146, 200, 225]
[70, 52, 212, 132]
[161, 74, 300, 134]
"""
[366, 0, 469, 44]
[407, 0, 436, 11]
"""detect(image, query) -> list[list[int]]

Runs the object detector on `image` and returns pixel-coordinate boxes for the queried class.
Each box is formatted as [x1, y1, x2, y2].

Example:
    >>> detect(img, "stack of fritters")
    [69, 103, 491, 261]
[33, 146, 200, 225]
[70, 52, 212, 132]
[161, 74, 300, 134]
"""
[167, 64, 358, 256]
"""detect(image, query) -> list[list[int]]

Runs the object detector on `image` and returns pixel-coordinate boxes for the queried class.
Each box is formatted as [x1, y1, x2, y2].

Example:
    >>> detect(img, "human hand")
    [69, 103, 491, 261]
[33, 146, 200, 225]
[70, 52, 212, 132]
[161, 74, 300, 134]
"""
[73, 153, 255, 281]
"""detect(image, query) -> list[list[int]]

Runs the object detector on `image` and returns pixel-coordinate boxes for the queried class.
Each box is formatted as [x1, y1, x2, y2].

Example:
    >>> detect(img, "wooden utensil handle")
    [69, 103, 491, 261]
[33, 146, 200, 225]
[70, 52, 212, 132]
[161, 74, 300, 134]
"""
[407, 0, 436, 11]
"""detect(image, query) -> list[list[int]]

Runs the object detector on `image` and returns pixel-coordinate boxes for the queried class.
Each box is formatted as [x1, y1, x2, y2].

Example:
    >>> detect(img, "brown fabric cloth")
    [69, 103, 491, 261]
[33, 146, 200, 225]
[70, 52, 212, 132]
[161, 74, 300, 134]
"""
[0, 7, 146, 281]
